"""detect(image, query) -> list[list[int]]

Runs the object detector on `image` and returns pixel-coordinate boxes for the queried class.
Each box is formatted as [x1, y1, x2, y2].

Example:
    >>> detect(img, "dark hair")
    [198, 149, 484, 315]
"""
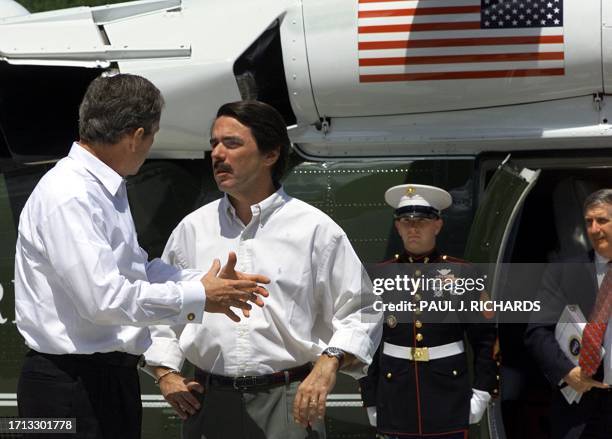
[584, 189, 612, 212]
[78, 74, 164, 145]
[215, 101, 290, 183]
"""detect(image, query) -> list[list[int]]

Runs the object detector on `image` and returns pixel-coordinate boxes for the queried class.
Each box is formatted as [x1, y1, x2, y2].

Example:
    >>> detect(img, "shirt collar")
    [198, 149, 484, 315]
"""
[595, 252, 611, 265]
[221, 186, 289, 226]
[68, 142, 124, 196]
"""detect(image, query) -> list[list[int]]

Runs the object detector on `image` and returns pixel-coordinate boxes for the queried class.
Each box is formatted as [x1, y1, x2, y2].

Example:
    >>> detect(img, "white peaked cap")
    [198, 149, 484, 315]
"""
[385, 184, 452, 217]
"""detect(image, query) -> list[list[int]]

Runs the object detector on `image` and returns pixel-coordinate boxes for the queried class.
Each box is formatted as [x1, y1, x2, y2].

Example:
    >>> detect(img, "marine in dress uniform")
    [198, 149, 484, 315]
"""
[360, 184, 499, 439]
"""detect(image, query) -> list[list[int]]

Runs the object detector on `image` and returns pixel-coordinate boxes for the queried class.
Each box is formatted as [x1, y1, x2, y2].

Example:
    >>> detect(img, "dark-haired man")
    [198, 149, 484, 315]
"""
[145, 100, 381, 439]
[525, 189, 612, 439]
[15, 74, 268, 439]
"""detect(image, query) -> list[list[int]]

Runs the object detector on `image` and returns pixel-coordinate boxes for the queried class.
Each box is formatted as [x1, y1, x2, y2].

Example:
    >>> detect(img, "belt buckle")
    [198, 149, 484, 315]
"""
[412, 347, 429, 362]
[233, 375, 257, 390]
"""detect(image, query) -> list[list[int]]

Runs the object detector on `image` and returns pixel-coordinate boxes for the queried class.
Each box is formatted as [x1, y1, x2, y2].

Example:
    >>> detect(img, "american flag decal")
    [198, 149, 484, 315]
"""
[358, 0, 565, 83]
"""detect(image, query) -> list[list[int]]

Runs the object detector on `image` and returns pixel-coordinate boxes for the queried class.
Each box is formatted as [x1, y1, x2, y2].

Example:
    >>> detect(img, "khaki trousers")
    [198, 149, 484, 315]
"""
[182, 381, 326, 439]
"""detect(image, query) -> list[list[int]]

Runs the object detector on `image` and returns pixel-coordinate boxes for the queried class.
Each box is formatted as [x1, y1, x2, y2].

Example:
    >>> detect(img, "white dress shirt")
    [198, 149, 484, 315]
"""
[15, 143, 205, 355]
[145, 188, 381, 379]
[594, 253, 611, 384]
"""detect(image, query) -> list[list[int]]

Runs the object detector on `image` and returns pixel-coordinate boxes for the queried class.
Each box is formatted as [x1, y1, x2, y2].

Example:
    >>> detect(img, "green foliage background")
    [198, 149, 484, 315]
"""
[17, 0, 125, 13]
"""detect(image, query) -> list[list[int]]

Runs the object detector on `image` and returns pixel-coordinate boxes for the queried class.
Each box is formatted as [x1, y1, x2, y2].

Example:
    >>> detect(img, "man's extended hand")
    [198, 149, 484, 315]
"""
[156, 369, 204, 420]
[201, 252, 269, 322]
[293, 355, 339, 427]
[563, 366, 609, 393]
[219, 252, 267, 318]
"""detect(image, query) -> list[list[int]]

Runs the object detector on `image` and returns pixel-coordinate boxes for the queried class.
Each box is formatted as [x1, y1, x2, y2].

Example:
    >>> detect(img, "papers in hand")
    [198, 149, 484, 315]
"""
[554, 305, 588, 404]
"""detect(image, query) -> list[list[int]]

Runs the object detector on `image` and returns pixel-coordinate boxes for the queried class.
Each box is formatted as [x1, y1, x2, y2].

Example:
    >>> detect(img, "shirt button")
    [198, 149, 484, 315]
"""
[415, 320, 423, 329]
[416, 333, 424, 342]
[187, 313, 195, 321]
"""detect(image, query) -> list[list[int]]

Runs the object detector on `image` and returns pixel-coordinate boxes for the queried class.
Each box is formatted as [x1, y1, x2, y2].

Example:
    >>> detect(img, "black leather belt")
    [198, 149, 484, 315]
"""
[29, 349, 142, 369]
[195, 363, 312, 391]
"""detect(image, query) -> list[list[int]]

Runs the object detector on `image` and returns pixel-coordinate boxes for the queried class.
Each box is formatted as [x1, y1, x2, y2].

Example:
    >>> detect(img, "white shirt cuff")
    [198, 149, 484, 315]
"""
[143, 336, 185, 372]
[176, 281, 205, 324]
[327, 329, 375, 379]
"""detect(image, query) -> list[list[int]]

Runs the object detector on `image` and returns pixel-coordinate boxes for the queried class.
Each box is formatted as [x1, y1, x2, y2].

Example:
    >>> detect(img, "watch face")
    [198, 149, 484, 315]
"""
[324, 347, 344, 357]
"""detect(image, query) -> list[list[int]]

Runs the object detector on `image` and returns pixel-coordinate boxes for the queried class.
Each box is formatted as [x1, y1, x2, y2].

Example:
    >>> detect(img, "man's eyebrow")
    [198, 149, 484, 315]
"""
[209, 135, 244, 144]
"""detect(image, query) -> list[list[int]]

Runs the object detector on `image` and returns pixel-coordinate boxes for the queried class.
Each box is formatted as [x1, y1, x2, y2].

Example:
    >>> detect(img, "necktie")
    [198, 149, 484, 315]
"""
[579, 263, 612, 377]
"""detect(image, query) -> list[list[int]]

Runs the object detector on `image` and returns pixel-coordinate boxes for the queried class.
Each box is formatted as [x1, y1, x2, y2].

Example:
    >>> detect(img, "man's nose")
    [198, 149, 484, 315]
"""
[211, 144, 225, 160]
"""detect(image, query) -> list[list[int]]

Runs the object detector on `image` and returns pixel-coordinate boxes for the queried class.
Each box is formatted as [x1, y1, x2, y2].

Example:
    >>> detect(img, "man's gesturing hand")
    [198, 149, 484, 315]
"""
[293, 355, 339, 427]
[201, 252, 270, 322]
[157, 370, 204, 420]
[563, 366, 609, 393]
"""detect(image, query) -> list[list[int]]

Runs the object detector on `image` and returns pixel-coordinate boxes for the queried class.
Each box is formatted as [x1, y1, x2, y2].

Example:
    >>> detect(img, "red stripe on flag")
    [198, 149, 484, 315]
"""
[358, 35, 564, 50]
[359, 22, 481, 33]
[358, 6, 481, 18]
[359, 52, 564, 66]
[359, 68, 565, 82]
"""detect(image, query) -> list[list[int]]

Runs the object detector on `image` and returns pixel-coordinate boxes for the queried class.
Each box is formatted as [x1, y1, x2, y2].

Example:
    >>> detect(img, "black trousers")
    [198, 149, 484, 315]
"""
[551, 386, 612, 439]
[17, 350, 142, 439]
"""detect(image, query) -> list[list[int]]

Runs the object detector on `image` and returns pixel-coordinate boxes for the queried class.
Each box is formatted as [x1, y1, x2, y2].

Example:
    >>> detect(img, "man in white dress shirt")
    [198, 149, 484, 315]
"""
[145, 100, 381, 438]
[15, 74, 268, 439]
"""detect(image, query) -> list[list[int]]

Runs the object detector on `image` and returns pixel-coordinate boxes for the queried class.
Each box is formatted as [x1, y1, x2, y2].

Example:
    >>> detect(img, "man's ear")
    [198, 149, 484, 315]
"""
[127, 127, 145, 152]
[434, 218, 443, 235]
[263, 147, 280, 167]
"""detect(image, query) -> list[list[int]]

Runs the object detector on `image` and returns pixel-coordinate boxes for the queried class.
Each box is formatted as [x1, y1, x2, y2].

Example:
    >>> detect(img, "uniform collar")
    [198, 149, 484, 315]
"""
[397, 248, 440, 263]
[221, 186, 289, 226]
[68, 142, 124, 196]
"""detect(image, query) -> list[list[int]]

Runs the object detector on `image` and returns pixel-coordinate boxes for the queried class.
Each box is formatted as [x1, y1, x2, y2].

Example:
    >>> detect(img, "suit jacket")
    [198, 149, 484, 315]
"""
[524, 251, 604, 439]
[360, 249, 498, 436]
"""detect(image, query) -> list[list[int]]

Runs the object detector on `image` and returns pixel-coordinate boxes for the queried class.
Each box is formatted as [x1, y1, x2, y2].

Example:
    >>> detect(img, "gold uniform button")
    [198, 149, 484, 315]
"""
[496, 375, 500, 380]
[187, 313, 195, 321]
[415, 270, 421, 276]
[493, 389, 499, 394]
[415, 320, 423, 329]
[386, 372, 392, 380]
[452, 370, 458, 376]
[416, 333, 423, 342]
[415, 309, 422, 315]
[414, 294, 422, 301]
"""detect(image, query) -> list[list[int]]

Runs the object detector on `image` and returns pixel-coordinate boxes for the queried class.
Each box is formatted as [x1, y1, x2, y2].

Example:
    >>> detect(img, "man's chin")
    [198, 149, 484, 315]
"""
[594, 243, 612, 259]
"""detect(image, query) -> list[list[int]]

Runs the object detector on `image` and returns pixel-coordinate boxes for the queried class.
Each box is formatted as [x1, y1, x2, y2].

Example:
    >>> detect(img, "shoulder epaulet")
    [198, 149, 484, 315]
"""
[379, 254, 401, 265]
[440, 254, 469, 264]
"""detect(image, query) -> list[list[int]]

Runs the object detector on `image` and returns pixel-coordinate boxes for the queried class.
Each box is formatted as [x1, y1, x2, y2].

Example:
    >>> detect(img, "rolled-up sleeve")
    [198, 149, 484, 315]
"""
[317, 234, 383, 379]
[144, 225, 195, 370]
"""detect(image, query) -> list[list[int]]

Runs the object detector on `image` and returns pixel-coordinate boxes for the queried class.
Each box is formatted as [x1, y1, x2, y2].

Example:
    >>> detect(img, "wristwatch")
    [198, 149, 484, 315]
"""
[322, 347, 345, 366]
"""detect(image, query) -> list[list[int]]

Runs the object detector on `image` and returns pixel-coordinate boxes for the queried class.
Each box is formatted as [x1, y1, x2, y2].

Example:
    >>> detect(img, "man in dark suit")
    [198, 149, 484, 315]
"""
[525, 189, 612, 439]
[360, 184, 499, 439]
